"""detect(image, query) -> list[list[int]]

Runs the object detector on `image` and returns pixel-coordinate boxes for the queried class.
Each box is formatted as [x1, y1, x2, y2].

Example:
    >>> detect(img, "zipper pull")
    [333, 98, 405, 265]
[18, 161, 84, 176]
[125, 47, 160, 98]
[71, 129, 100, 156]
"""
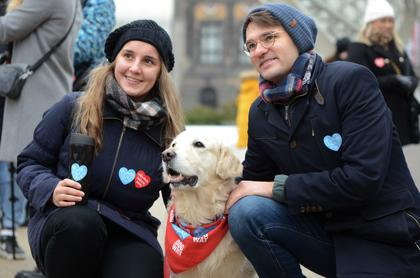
[284, 105, 291, 127]
[311, 128, 315, 137]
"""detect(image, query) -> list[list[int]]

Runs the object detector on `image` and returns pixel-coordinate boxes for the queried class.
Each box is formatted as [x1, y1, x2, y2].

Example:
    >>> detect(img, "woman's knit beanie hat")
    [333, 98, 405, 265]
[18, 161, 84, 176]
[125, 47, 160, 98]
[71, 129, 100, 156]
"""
[363, 0, 395, 24]
[242, 3, 317, 54]
[105, 19, 175, 72]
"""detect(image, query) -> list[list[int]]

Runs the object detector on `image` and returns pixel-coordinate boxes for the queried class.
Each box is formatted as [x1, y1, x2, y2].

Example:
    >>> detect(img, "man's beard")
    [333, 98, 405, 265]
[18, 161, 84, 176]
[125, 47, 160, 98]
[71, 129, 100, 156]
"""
[368, 29, 393, 47]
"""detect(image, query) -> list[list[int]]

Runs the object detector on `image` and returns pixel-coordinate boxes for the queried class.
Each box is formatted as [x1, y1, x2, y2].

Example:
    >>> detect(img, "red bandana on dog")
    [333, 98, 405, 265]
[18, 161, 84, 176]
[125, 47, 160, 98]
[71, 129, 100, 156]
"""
[165, 205, 228, 274]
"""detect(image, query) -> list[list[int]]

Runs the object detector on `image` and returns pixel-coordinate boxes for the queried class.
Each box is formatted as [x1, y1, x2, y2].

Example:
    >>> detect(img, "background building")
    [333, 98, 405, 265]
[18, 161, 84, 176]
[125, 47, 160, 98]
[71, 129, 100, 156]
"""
[172, 0, 259, 112]
[172, 0, 420, 112]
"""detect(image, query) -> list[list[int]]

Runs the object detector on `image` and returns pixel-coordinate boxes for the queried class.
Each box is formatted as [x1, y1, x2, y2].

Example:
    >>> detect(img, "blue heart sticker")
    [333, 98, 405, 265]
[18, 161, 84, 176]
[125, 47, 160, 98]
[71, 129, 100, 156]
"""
[71, 163, 88, 181]
[323, 133, 342, 151]
[118, 167, 136, 185]
[172, 224, 190, 240]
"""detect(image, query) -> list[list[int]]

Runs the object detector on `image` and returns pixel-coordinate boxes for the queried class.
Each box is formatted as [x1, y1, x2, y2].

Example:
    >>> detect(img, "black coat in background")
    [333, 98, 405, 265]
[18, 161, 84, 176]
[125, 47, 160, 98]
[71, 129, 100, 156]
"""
[347, 41, 419, 145]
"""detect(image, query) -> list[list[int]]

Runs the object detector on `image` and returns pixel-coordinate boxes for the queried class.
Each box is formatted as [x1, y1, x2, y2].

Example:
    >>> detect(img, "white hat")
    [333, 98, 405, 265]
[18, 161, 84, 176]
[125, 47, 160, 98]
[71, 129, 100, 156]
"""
[363, 0, 395, 24]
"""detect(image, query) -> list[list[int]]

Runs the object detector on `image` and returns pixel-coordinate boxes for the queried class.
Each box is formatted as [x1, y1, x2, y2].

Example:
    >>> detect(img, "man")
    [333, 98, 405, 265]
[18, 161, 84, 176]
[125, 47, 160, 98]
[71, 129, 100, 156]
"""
[226, 3, 420, 278]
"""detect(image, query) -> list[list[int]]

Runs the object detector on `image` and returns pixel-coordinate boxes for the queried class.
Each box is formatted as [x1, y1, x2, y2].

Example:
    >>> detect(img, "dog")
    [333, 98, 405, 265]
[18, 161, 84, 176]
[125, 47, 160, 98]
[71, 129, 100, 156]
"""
[162, 130, 255, 278]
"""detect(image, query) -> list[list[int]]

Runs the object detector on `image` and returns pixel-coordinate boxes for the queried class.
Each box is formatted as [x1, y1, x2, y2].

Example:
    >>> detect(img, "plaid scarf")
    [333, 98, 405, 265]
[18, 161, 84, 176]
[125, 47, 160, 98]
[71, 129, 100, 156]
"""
[105, 74, 166, 130]
[259, 52, 315, 104]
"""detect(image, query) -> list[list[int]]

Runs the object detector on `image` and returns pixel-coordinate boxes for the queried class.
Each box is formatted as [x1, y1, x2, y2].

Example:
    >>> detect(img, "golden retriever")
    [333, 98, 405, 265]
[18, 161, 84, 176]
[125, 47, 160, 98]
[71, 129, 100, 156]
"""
[162, 130, 255, 278]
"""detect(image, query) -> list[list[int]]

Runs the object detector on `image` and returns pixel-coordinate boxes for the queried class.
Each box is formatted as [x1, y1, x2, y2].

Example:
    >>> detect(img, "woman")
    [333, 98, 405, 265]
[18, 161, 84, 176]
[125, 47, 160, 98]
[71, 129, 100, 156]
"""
[347, 0, 418, 145]
[17, 20, 184, 278]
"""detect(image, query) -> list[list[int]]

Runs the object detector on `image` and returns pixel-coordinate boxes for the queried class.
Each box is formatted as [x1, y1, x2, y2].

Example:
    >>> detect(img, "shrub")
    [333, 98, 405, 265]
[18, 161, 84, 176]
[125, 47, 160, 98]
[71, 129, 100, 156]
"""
[185, 101, 237, 125]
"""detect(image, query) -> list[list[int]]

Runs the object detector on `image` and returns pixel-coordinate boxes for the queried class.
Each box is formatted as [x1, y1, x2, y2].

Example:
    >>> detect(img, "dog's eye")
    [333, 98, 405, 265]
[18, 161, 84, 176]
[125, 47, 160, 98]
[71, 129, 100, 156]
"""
[193, 141, 205, 148]
[171, 143, 176, 147]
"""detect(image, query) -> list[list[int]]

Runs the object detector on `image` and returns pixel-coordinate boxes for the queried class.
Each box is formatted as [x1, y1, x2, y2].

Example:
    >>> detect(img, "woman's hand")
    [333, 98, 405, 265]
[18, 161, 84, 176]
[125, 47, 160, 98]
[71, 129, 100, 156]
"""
[225, 180, 274, 213]
[52, 178, 85, 207]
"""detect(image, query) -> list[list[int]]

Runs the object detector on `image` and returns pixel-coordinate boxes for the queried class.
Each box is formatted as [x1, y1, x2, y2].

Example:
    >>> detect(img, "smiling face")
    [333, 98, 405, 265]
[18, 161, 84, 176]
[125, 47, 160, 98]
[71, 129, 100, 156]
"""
[370, 16, 394, 40]
[245, 22, 299, 83]
[114, 40, 162, 100]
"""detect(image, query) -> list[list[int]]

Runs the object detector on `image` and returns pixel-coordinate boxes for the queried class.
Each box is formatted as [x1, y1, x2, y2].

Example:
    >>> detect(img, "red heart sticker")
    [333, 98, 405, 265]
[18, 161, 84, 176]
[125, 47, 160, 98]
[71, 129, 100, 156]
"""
[135, 170, 151, 189]
[374, 57, 385, 68]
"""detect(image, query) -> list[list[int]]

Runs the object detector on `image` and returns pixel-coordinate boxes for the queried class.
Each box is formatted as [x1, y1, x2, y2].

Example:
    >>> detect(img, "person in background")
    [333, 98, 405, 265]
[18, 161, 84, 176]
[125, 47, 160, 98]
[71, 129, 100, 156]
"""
[73, 0, 116, 91]
[325, 37, 351, 63]
[0, 0, 81, 164]
[17, 19, 184, 278]
[0, 0, 75, 259]
[0, 161, 28, 260]
[0, 0, 6, 55]
[226, 3, 420, 277]
[0, 0, 7, 122]
[0, 1, 81, 261]
[236, 69, 259, 148]
[347, 0, 419, 146]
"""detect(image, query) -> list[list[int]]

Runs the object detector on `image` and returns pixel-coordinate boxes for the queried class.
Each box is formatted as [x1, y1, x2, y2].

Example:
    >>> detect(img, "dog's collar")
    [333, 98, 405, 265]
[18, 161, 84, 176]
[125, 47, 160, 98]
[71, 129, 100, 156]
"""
[165, 205, 229, 273]
[169, 205, 226, 239]
[175, 214, 225, 236]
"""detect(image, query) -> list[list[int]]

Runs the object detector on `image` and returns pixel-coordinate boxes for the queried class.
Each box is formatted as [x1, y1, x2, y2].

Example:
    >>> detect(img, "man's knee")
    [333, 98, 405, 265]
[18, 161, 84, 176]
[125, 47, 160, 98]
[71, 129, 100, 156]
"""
[229, 196, 285, 237]
[229, 196, 273, 235]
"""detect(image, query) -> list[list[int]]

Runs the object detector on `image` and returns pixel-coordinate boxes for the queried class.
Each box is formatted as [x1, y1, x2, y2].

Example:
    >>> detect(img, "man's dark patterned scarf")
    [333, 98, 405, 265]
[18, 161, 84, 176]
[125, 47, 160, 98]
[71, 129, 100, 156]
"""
[105, 74, 166, 130]
[259, 52, 315, 104]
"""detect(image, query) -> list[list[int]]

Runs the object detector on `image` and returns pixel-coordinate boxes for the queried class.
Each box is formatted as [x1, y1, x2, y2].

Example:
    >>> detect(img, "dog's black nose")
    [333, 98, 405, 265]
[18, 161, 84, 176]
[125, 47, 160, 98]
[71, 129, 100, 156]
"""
[162, 150, 176, 162]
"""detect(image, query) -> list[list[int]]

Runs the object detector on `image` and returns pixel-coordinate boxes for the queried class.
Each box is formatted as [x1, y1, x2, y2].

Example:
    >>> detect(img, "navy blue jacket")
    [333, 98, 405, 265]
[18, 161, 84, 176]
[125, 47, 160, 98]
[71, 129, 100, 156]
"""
[244, 55, 420, 276]
[17, 92, 170, 271]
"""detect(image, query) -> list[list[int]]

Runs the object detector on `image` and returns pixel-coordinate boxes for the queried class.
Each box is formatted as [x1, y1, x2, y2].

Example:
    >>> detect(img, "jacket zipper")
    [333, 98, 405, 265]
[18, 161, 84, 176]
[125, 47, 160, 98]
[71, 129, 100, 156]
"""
[405, 211, 420, 252]
[101, 125, 126, 199]
[284, 105, 291, 127]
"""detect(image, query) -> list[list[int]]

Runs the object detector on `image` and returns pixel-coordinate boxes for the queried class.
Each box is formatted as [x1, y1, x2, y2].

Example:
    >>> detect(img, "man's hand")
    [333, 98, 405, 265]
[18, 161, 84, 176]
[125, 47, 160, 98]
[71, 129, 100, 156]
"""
[225, 180, 274, 213]
[52, 178, 85, 207]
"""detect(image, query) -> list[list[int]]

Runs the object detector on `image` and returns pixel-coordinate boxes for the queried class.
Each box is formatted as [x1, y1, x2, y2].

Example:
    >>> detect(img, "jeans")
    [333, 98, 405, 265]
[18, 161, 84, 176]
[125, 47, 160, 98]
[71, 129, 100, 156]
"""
[0, 161, 27, 229]
[229, 196, 336, 278]
[40, 205, 163, 278]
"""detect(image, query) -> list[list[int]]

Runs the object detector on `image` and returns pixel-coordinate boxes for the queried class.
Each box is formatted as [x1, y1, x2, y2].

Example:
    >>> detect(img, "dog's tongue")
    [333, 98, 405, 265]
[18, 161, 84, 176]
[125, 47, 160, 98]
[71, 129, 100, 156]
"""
[170, 174, 184, 183]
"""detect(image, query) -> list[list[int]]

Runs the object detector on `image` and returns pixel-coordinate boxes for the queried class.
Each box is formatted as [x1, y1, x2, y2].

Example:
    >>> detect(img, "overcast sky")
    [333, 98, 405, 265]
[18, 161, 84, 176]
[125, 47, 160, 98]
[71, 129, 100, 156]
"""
[114, 0, 174, 31]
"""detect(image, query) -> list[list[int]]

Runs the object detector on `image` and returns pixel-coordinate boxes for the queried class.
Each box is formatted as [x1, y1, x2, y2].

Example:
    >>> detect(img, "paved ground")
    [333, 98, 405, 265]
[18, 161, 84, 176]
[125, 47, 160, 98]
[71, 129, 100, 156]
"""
[1, 126, 419, 278]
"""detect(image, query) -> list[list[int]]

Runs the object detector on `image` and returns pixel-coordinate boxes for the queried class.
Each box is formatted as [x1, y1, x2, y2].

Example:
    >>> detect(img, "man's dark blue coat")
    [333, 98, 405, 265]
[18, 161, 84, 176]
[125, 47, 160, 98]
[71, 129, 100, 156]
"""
[244, 55, 420, 277]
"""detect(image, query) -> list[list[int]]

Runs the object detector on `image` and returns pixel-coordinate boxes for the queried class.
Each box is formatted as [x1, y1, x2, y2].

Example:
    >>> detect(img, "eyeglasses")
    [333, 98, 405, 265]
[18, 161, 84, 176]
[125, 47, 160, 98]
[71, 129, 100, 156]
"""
[243, 31, 281, 56]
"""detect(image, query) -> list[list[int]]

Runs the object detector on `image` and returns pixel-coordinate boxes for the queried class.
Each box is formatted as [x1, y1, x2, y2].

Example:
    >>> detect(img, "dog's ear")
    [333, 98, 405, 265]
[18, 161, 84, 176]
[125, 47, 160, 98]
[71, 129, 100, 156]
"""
[216, 146, 243, 180]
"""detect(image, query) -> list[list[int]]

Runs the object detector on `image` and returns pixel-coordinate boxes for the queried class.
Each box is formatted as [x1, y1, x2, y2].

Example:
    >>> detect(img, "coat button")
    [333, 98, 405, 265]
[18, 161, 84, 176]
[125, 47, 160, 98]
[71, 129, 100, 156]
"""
[290, 140, 297, 149]
[300, 206, 306, 213]
[325, 212, 333, 218]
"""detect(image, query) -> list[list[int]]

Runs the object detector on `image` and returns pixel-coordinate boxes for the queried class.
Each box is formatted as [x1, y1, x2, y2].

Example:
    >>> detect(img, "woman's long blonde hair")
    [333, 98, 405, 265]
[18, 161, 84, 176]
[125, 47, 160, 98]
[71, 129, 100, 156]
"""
[357, 22, 404, 53]
[7, 0, 23, 12]
[74, 62, 185, 151]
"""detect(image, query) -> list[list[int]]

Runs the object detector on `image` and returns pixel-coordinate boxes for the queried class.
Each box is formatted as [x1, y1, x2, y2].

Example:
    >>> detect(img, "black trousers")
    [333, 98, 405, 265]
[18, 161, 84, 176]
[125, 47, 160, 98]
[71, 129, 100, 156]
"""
[40, 205, 163, 278]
